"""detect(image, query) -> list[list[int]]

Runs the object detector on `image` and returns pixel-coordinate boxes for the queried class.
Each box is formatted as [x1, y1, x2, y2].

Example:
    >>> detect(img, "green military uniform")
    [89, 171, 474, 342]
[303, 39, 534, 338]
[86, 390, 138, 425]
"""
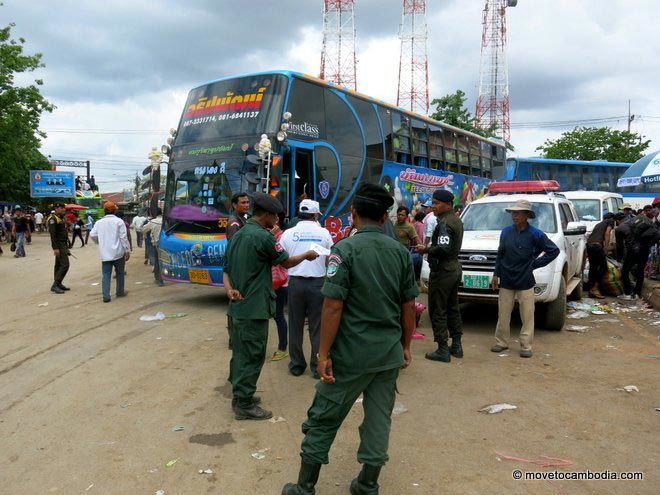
[427, 209, 464, 354]
[48, 212, 70, 288]
[224, 218, 289, 406]
[300, 225, 419, 466]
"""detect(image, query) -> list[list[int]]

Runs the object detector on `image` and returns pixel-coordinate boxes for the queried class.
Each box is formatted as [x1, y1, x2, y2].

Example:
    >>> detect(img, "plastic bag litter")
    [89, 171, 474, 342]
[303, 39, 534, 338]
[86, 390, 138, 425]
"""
[616, 385, 639, 393]
[392, 402, 408, 415]
[567, 311, 589, 319]
[171, 425, 184, 432]
[251, 448, 270, 460]
[567, 301, 592, 311]
[268, 416, 286, 423]
[155, 491, 166, 495]
[198, 469, 214, 474]
[37, 302, 49, 307]
[591, 310, 607, 315]
[140, 312, 187, 321]
[479, 403, 517, 414]
[566, 325, 589, 333]
[165, 459, 178, 468]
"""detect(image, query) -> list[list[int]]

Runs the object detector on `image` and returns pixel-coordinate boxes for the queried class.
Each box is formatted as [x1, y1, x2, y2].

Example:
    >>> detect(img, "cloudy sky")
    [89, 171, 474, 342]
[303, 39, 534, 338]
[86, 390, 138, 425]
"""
[5, 0, 660, 192]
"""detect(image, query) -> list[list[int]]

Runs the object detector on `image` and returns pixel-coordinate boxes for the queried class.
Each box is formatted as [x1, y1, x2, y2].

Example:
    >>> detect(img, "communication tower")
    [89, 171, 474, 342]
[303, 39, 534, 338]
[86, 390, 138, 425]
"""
[397, 0, 429, 114]
[475, 0, 517, 142]
[320, 0, 357, 90]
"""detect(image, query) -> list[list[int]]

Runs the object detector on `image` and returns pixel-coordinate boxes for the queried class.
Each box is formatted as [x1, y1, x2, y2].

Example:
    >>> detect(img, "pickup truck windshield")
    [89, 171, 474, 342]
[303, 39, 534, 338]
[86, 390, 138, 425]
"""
[462, 202, 557, 233]
[570, 199, 600, 222]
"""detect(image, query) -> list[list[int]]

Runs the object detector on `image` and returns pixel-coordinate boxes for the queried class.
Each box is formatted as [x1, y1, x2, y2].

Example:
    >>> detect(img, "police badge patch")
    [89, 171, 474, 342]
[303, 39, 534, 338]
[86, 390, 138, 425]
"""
[326, 253, 342, 277]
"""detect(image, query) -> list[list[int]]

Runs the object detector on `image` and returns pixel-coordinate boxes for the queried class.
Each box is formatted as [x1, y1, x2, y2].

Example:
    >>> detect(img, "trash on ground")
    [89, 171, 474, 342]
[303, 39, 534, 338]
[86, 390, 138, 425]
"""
[141, 312, 166, 321]
[198, 468, 214, 474]
[616, 385, 639, 393]
[605, 345, 619, 350]
[251, 448, 270, 460]
[135, 281, 143, 284]
[171, 425, 185, 432]
[37, 302, 49, 307]
[591, 310, 607, 315]
[354, 396, 363, 405]
[85, 484, 94, 491]
[566, 325, 589, 333]
[567, 311, 589, 319]
[120, 403, 131, 409]
[655, 408, 660, 412]
[91, 282, 100, 286]
[165, 459, 178, 468]
[140, 312, 187, 321]
[495, 451, 573, 468]
[498, 353, 509, 357]
[646, 354, 659, 360]
[155, 491, 165, 495]
[479, 403, 517, 414]
[268, 416, 286, 423]
[392, 402, 408, 415]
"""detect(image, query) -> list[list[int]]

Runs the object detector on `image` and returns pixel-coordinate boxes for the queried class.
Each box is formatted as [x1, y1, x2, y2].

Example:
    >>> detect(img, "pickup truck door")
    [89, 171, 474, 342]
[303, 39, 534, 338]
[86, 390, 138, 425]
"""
[560, 202, 582, 276]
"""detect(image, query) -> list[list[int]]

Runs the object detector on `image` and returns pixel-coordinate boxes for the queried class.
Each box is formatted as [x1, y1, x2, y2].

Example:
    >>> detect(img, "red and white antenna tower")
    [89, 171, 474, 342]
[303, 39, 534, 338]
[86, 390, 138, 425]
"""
[320, 0, 357, 90]
[475, 0, 517, 142]
[397, 0, 429, 114]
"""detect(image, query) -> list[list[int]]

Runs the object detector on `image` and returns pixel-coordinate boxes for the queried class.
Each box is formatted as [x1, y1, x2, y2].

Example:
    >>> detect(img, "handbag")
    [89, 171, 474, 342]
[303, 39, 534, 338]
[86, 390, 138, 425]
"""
[272, 264, 288, 290]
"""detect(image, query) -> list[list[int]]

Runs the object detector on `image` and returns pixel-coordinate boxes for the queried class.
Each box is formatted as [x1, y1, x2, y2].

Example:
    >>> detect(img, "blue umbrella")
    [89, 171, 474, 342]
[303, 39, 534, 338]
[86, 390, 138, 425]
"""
[617, 150, 660, 187]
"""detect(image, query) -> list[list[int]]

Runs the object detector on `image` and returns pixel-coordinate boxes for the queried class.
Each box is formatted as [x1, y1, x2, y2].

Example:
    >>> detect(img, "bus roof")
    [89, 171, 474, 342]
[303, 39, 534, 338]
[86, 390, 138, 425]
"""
[507, 156, 632, 168]
[193, 70, 506, 147]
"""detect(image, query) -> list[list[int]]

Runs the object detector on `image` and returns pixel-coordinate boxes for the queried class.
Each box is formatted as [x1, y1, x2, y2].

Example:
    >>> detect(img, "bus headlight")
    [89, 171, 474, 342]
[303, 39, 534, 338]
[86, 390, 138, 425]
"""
[169, 128, 177, 137]
[161, 144, 171, 156]
[167, 137, 174, 145]
[280, 122, 289, 131]
[277, 131, 287, 142]
[283, 111, 292, 120]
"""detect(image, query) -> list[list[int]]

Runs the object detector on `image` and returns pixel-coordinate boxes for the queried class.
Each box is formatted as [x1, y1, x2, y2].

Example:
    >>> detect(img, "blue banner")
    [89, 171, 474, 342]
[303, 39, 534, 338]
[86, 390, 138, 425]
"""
[379, 162, 491, 211]
[30, 170, 76, 198]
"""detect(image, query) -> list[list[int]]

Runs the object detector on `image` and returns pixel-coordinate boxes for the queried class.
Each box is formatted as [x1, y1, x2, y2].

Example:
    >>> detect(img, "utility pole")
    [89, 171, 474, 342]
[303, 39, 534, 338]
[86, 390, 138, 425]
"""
[627, 99, 635, 132]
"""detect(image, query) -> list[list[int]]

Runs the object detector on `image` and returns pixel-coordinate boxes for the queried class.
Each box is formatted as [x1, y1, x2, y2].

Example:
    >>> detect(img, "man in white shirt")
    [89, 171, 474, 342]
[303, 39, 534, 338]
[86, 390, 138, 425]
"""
[89, 201, 131, 302]
[141, 208, 164, 286]
[279, 199, 334, 378]
[130, 211, 147, 248]
[34, 211, 43, 232]
[422, 199, 438, 245]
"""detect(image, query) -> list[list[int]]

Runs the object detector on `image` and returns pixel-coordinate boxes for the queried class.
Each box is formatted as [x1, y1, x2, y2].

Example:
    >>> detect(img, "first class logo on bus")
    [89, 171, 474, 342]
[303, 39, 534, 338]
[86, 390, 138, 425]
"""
[185, 87, 268, 118]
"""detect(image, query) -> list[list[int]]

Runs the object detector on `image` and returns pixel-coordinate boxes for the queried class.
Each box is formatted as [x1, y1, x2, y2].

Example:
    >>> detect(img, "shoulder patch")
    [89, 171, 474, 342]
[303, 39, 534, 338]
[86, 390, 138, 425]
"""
[49, 219, 56, 224]
[326, 253, 342, 278]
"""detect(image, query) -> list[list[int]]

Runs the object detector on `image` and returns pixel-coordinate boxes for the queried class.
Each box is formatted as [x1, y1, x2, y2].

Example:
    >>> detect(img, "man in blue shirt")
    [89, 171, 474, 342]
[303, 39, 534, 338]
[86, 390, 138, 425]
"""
[490, 199, 559, 358]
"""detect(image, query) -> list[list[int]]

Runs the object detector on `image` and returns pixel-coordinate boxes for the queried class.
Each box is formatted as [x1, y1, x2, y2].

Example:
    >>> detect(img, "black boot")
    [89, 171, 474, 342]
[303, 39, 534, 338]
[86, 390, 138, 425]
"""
[350, 464, 382, 495]
[281, 461, 322, 495]
[231, 395, 261, 412]
[450, 335, 463, 358]
[50, 284, 64, 294]
[234, 397, 271, 420]
[425, 341, 451, 362]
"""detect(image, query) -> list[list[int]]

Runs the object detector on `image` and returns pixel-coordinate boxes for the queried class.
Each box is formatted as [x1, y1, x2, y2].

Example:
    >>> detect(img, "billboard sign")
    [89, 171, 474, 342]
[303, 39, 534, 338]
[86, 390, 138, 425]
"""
[30, 170, 76, 198]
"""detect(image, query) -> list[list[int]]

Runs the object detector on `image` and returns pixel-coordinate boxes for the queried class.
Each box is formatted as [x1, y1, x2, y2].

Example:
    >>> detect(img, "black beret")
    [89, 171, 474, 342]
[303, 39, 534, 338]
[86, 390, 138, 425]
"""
[603, 212, 615, 220]
[432, 189, 454, 203]
[252, 192, 284, 214]
[355, 183, 394, 210]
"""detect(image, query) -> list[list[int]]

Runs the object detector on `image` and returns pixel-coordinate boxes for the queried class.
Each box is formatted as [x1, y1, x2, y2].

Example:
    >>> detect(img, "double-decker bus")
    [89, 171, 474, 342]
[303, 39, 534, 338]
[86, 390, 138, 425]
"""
[499, 156, 658, 209]
[159, 70, 506, 286]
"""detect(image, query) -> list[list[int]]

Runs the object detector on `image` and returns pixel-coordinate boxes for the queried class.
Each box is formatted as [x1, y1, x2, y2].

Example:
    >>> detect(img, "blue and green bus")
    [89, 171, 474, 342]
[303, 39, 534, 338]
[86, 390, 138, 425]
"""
[159, 70, 506, 286]
[499, 156, 658, 209]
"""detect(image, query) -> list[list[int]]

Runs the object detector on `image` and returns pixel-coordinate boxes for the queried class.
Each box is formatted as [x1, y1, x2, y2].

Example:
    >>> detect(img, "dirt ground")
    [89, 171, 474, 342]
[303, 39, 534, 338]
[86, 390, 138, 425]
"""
[0, 233, 658, 495]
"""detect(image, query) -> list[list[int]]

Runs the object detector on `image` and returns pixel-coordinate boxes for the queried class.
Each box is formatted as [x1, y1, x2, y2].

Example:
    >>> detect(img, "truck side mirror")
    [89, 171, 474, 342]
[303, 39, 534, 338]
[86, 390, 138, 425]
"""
[564, 221, 586, 236]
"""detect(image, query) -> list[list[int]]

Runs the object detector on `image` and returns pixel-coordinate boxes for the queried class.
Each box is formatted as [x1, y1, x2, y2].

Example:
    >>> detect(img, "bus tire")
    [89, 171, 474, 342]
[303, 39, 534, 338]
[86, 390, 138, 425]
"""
[539, 277, 566, 331]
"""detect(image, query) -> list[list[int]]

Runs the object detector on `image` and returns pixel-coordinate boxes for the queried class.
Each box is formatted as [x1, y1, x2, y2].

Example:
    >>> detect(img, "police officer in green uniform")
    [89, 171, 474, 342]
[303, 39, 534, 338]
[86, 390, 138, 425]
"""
[223, 192, 318, 420]
[282, 184, 418, 495]
[48, 202, 71, 294]
[416, 189, 464, 362]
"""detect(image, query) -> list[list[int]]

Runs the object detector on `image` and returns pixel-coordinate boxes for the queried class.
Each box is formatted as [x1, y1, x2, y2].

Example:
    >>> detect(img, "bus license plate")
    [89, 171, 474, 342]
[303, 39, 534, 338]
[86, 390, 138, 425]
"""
[189, 269, 210, 284]
[463, 274, 490, 289]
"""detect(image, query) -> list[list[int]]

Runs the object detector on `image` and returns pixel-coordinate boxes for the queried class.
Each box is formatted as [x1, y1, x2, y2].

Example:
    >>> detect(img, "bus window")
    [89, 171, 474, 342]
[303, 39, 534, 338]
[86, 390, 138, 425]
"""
[325, 90, 362, 158]
[411, 119, 428, 167]
[348, 96, 383, 160]
[378, 107, 393, 161]
[392, 112, 411, 164]
[294, 149, 314, 202]
[286, 78, 326, 141]
[366, 158, 384, 183]
[566, 167, 580, 190]
[581, 166, 594, 189]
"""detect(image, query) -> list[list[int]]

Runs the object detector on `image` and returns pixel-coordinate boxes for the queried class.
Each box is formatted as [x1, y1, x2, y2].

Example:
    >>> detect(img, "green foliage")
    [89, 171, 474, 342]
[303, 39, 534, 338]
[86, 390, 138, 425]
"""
[536, 127, 650, 163]
[430, 90, 513, 150]
[0, 18, 54, 203]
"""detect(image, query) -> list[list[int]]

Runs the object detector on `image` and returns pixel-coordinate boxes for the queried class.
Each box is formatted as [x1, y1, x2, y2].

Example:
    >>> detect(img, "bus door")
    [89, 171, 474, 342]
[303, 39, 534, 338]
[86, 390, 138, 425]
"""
[283, 146, 315, 220]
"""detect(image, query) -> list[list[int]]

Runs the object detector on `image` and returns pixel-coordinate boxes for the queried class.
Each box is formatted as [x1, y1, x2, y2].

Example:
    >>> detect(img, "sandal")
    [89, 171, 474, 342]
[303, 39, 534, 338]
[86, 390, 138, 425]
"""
[589, 291, 605, 300]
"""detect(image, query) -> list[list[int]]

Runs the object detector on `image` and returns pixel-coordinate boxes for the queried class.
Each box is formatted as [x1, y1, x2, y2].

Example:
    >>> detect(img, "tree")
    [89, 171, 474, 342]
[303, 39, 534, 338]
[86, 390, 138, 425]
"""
[536, 127, 650, 163]
[430, 90, 513, 149]
[0, 16, 54, 204]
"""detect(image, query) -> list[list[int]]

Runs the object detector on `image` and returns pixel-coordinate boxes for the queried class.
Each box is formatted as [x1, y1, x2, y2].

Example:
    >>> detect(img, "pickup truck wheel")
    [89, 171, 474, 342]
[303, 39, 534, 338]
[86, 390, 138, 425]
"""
[539, 277, 566, 331]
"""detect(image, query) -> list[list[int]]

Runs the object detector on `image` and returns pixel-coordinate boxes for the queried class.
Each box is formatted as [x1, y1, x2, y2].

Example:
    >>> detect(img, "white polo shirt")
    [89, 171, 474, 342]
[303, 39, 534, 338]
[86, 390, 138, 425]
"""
[423, 212, 437, 241]
[279, 220, 333, 278]
[89, 214, 131, 261]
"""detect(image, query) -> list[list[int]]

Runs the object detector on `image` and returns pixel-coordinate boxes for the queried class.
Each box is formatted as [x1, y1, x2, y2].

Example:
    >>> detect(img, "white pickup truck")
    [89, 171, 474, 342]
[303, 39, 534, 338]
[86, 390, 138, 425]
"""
[422, 184, 587, 330]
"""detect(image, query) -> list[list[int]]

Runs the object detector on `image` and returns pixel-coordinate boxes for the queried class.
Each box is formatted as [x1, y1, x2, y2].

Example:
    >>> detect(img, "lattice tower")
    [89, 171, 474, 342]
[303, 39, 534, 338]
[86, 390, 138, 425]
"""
[397, 0, 429, 114]
[320, 0, 357, 90]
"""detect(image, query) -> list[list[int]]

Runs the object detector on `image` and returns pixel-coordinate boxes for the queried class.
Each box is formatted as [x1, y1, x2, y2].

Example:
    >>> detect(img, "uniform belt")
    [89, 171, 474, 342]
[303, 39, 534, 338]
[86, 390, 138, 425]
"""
[289, 275, 324, 279]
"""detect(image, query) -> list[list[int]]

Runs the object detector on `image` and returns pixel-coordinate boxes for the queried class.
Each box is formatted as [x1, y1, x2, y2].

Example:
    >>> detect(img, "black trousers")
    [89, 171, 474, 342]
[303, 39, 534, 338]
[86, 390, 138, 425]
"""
[622, 245, 650, 296]
[71, 230, 85, 247]
[428, 268, 462, 343]
[54, 249, 70, 284]
[585, 244, 607, 292]
[287, 276, 324, 374]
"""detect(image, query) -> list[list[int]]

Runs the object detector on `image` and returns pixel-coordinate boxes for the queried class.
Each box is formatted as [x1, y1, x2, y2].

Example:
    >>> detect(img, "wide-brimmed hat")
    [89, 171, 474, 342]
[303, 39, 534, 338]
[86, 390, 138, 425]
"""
[620, 203, 632, 210]
[505, 199, 536, 218]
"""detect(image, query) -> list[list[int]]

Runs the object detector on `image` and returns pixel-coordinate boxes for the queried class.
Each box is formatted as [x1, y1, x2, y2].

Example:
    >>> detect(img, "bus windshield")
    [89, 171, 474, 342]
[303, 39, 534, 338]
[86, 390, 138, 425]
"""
[462, 202, 557, 233]
[177, 74, 288, 145]
[570, 199, 601, 221]
[166, 157, 244, 233]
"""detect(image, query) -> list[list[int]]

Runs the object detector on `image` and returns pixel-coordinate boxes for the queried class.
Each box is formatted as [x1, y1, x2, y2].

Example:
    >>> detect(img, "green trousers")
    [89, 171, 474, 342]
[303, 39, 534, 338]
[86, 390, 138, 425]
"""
[54, 248, 70, 284]
[300, 367, 399, 466]
[428, 269, 462, 343]
[230, 318, 268, 405]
